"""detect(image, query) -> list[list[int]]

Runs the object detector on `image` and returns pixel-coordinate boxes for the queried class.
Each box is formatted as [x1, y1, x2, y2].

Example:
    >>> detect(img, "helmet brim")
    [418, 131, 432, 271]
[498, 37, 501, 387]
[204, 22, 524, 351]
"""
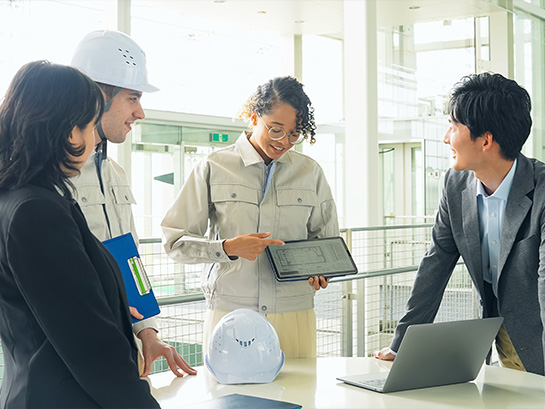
[132, 83, 160, 93]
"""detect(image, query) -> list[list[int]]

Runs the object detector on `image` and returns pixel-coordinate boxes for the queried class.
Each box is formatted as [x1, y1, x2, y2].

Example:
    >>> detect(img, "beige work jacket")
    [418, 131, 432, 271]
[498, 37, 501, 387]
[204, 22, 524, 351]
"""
[161, 132, 340, 314]
[71, 152, 156, 334]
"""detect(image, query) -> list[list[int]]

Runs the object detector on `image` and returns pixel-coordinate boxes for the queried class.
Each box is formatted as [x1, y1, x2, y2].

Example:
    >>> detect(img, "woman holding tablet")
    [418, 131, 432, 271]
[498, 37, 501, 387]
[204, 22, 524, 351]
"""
[161, 76, 339, 358]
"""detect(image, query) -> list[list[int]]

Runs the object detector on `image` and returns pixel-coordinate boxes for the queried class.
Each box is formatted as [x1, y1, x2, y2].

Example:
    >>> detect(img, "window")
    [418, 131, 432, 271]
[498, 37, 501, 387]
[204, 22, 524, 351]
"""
[131, 1, 289, 116]
[0, 0, 108, 97]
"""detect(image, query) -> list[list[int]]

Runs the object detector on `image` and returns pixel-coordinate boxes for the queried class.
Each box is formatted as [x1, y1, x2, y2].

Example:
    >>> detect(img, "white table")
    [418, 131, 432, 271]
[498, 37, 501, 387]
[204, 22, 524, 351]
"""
[148, 357, 545, 408]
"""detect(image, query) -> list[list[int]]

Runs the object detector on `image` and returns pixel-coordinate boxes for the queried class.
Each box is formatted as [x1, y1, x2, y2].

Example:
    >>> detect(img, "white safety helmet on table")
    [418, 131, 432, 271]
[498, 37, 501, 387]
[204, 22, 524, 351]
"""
[205, 308, 285, 385]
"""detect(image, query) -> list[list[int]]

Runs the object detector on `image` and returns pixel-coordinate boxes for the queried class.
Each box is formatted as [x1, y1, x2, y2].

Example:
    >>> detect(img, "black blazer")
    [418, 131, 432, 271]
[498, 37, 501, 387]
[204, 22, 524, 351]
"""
[0, 181, 159, 408]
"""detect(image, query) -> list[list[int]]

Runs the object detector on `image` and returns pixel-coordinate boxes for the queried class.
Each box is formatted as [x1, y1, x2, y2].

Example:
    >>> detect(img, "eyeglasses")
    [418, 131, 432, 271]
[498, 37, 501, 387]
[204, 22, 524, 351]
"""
[259, 115, 305, 145]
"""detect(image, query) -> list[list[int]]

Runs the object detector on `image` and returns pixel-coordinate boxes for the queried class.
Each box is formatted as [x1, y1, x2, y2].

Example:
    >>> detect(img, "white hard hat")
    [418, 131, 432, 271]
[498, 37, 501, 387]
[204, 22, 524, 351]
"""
[205, 309, 285, 384]
[71, 30, 158, 93]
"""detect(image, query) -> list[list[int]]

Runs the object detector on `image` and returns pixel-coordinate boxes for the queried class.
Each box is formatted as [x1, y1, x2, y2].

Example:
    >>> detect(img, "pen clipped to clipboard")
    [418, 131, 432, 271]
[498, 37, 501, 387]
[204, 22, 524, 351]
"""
[103, 233, 160, 323]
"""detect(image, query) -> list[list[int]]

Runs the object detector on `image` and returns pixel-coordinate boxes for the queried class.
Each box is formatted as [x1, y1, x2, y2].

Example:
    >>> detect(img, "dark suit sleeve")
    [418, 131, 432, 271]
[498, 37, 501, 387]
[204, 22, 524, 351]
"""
[6, 197, 159, 408]
[390, 169, 461, 352]
[539, 207, 545, 375]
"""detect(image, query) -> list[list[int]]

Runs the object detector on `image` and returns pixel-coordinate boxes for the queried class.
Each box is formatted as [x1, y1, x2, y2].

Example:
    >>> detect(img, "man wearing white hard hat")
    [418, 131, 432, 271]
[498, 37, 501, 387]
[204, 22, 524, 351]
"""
[71, 30, 196, 378]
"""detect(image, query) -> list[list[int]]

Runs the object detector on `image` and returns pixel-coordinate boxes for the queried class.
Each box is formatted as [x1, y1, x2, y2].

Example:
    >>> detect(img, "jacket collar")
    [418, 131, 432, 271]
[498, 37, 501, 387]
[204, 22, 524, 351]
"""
[497, 153, 533, 275]
[235, 131, 294, 167]
[462, 153, 534, 290]
[462, 176, 482, 291]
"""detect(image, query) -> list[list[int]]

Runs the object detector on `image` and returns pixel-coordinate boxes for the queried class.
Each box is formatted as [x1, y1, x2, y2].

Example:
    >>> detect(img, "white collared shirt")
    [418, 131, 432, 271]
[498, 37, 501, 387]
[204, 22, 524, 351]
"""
[476, 159, 517, 296]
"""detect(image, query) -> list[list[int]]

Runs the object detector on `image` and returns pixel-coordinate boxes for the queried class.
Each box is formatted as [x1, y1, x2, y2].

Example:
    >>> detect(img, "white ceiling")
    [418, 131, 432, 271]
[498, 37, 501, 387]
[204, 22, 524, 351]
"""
[150, 0, 344, 37]
[149, 0, 506, 38]
[377, 0, 505, 27]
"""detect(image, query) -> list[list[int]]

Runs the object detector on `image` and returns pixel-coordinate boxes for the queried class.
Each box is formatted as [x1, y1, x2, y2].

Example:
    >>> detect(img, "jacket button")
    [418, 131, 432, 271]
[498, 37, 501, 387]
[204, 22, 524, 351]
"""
[261, 305, 267, 312]
[216, 252, 221, 257]
[231, 193, 237, 198]
[297, 198, 302, 203]
[81, 197, 87, 203]
[125, 195, 129, 200]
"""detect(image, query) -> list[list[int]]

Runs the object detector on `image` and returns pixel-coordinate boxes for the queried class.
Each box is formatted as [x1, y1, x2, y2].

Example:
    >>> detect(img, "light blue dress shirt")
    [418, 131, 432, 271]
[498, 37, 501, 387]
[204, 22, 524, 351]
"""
[477, 159, 517, 297]
[392, 160, 518, 357]
[260, 161, 276, 205]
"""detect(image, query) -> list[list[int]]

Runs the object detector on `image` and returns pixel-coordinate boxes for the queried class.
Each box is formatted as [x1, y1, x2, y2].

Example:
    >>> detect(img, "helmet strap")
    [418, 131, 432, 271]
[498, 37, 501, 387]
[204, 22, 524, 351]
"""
[103, 86, 122, 112]
[95, 122, 108, 160]
[95, 86, 122, 160]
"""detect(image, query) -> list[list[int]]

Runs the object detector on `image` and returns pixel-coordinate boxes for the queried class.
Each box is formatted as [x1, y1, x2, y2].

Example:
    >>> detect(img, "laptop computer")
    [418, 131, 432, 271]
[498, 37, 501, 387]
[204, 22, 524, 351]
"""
[337, 317, 503, 393]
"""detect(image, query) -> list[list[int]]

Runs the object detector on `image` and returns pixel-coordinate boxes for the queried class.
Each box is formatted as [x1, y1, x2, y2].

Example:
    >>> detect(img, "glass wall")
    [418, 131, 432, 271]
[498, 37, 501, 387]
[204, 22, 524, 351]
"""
[302, 35, 343, 124]
[380, 147, 396, 219]
[301, 131, 345, 226]
[514, 7, 545, 160]
[131, 121, 245, 239]
[0, 0, 109, 96]
[377, 17, 476, 219]
[130, 0, 290, 117]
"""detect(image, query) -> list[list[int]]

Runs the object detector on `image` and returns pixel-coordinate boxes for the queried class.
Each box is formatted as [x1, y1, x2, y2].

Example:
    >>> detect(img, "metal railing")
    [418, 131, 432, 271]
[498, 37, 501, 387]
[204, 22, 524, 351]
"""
[137, 223, 477, 372]
[0, 223, 478, 383]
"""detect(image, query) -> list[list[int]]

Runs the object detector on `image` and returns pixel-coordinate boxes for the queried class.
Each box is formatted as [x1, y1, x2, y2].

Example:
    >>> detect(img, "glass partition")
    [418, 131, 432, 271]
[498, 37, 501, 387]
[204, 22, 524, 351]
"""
[0, 0, 108, 96]
[377, 17, 476, 220]
[301, 132, 345, 227]
[131, 122, 243, 238]
[514, 8, 545, 160]
[130, 0, 289, 116]
[302, 35, 343, 124]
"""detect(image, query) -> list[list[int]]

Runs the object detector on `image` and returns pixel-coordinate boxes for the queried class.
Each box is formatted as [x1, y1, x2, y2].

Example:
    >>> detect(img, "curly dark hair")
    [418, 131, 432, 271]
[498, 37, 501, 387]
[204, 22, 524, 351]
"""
[0, 60, 104, 198]
[239, 76, 317, 144]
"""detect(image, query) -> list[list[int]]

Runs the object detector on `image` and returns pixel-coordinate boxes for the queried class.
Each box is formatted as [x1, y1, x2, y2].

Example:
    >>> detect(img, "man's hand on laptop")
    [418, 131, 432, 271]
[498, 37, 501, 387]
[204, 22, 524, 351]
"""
[373, 347, 396, 361]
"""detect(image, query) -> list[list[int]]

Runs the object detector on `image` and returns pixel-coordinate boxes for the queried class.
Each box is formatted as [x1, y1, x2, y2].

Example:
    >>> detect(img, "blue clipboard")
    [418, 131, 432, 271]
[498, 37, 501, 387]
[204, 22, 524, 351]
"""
[102, 233, 160, 323]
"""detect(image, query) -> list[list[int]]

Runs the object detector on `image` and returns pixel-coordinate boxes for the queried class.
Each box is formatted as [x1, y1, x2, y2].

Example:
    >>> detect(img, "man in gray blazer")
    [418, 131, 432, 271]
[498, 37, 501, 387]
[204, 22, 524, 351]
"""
[374, 72, 545, 376]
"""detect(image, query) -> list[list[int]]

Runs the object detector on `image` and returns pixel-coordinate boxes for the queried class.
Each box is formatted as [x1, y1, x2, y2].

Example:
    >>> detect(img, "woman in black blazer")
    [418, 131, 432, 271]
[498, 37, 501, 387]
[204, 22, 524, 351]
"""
[0, 61, 160, 408]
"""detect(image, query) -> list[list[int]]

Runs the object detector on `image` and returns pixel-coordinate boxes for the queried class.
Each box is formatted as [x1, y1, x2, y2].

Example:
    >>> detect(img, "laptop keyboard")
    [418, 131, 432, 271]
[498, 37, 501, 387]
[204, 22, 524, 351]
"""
[361, 378, 387, 388]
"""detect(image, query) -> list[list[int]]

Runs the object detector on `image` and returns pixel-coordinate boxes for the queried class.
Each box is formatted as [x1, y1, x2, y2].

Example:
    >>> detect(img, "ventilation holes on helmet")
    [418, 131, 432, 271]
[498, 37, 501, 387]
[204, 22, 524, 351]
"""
[235, 337, 255, 348]
[117, 49, 136, 66]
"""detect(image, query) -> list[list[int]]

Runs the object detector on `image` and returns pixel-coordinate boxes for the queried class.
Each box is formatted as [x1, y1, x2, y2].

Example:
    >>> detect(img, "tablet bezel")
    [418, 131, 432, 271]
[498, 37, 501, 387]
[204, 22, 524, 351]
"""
[265, 236, 358, 282]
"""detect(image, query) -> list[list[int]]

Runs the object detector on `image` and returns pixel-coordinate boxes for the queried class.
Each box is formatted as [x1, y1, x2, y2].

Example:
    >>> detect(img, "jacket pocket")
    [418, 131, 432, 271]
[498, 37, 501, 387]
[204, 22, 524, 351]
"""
[211, 184, 259, 205]
[111, 185, 137, 205]
[76, 185, 105, 207]
[210, 185, 260, 235]
[276, 189, 317, 239]
[277, 189, 318, 207]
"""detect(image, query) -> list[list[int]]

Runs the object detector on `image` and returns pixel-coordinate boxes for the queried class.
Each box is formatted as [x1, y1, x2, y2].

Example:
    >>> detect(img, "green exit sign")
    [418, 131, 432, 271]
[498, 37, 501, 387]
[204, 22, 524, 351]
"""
[210, 133, 229, 143]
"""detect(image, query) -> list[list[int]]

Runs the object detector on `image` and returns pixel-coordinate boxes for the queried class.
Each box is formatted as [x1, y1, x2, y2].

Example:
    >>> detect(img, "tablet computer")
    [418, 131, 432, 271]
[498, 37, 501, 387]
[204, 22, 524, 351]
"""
[265, 236, 358, 282]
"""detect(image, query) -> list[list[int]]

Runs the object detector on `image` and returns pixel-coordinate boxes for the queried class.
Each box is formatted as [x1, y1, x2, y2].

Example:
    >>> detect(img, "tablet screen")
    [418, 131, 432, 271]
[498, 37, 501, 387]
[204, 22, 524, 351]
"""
[265, 237, 358, 281]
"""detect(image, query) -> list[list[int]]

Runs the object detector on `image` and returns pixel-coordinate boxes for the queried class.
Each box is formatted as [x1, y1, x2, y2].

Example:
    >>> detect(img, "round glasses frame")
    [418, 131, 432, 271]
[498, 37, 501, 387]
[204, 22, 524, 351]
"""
[259, 115, 305, 145]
